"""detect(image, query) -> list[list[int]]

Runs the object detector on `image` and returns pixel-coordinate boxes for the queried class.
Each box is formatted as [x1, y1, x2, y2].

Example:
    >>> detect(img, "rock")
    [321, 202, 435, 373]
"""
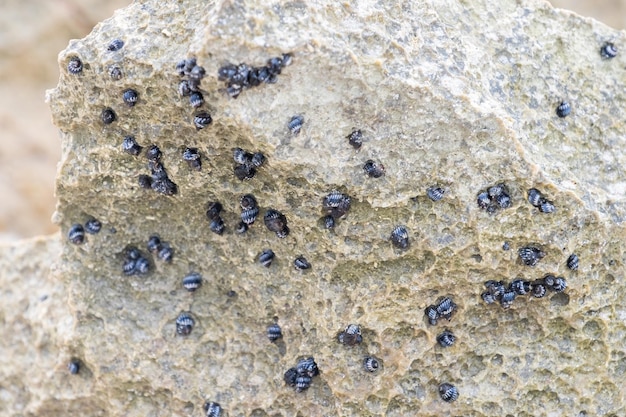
[4, 0, 623, 415]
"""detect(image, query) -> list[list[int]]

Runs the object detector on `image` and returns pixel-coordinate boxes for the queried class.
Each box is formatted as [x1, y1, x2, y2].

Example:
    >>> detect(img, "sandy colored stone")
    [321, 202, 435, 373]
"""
[1, 0, 624, 243]
[3, 0, 626, 416]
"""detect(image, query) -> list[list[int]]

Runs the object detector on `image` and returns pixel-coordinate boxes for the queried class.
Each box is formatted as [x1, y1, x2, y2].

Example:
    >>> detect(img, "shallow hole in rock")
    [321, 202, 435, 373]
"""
[550, 292, 570, 306]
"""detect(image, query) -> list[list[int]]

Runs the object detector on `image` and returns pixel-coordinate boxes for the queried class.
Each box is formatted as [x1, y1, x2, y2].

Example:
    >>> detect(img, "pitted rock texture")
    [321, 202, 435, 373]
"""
[28, 0, 626, 415]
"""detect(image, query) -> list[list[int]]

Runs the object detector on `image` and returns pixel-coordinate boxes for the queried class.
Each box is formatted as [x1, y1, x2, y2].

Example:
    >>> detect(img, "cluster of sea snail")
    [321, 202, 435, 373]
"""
[61, 33, 610, 413]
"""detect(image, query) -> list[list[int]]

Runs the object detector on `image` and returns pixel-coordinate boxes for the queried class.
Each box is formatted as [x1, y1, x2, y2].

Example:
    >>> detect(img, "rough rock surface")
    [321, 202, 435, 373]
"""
[4, 0, 626, 415]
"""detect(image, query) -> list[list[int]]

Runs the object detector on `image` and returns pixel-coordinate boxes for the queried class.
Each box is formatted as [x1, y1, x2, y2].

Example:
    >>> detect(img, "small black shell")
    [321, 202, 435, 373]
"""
[323, 190, 345, 209]
[189, 91, 204, 108]
[123, 89, 138, 107]
[284, 367, 298, 386]
[206, 202, 223, 221]
[324, 191, 351, 219]
[108, 66, 122, 80]
[107, 39, 124, 51]
[363, 159, 385, 178]
[288, 115, 304, 135]
[276, 226, 290, 239]
[176, 57, 196, 76]
[481, 291, 497, 304]
[68, 224, 85, 245]
[495, 193, 511, 209]
[157, 243, 174, 263]
[236, 221, 248, 234]
[322, 215, 335, 229]
[436, 330, 456, 347]
[145, 144, 162, 162]
[538, 199, 556, 213]
[390, 225, 409, 249]
[84, 218, 102, 234]
[182, 272, 202, 292]
[67, 359, 80, 375]
[267, 323, 282, 342]
[484, 280, 505, 298]
[126, 247, 142, 260]
[363, 356, 380, 372]
[233, 148, 252, 165]
[249, 67, 270, 85]
[122, 136, 143, 156]
[476, 191, 490, 209]
[123, 258, 136, 275]
[478, 183, 511, 212]
[531, 280, 547, 298]
[600, 42, 618, 59]
[282, 53, 293, 66]
[194, 112, 213, 130]
[556, 101, 571, 118]
[264, 209, 288, 237]
[427, 186, 445, 202]
[527, 188, 542, 207]
[138, 174, 152, 189]
[500, 289, 516, 309]
[209, 217, 225, 235]
[296, 357, 319, 377]
[101, 107, 117, 125]
[189, 64, 206, 81]
[67, 57, 83, 74]
[267, 56, 284, 74]
[234, 164, 256, 180]
[295, 374, 312, 392]
[510, 279, 531, 295]
[566, 254, 579, 271]
[543, 274, 556, 288]
[241, 207, 260, 225]
[346, 323, 361, 335]
[152, 177, 178, 196]
[294, 256, 311, 270]
[346, 129, 363, 149]
[134, 257, 150, 275]
[259, 249, 275, 267]
[147, 234, 162, 253]
[488, 183, 505, 198]
[175, 312, 195, 336]
[438, 383, 459, 402]
[226, 84, 242, 99]
[436, 297, 457, 320]
[218, 63, 237, 81]
[251, 152, 266, 167]
[425, 305, 439, 325]
[203, 401, 222, 417]
[182, 147, 201, 170]
[551, 276, 567, 292]
[178, 80, 191, 97]
[518, 246, 545, 266]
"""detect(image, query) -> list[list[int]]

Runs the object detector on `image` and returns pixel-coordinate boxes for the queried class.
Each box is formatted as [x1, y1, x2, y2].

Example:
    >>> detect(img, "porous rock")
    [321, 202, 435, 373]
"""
[4, 0, 625, 415]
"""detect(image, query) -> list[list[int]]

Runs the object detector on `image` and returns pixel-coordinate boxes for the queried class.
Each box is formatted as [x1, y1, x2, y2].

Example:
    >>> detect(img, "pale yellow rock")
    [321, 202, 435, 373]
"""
[3, 0, 626, 416]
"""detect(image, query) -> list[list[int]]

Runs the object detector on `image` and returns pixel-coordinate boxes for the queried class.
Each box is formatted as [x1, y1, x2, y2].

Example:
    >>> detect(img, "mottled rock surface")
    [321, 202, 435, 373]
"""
[4, 0, 626, 415]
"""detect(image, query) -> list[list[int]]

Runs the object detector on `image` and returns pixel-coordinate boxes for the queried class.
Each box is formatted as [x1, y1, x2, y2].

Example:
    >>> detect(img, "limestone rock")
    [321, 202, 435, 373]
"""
[9, 0, 625, 415]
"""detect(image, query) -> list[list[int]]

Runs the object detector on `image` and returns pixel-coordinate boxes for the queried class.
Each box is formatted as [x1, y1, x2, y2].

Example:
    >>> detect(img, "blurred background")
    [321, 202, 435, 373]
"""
[0, 0, 623, 242]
